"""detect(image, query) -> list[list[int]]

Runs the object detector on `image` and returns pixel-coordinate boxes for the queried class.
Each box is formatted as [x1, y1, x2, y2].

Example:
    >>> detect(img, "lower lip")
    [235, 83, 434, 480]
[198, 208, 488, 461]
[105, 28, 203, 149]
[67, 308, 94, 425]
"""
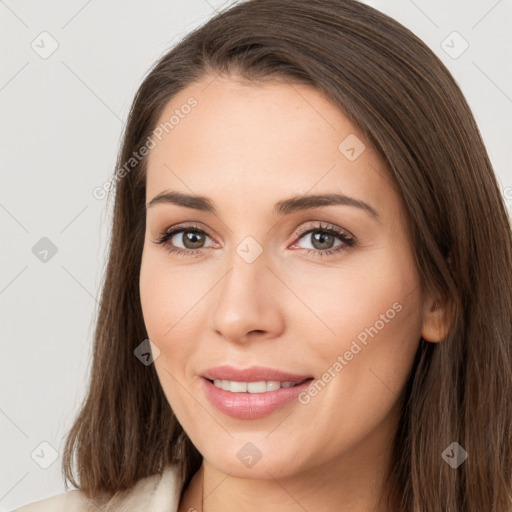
[201, 377, 314, 419]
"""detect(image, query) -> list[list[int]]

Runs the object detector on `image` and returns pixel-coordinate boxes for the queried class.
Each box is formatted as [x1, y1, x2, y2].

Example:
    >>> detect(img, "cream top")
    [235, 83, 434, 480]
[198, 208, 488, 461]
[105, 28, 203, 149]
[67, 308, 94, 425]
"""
[13, 463, 183, 512]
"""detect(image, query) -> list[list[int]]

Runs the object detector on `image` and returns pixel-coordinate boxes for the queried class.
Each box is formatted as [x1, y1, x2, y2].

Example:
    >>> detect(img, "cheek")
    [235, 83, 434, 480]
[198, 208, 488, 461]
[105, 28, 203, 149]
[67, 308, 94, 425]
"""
[139, 262, 169, 342]
[139, 251, 215, 391]
[139, 258, 201, 418]
[314, 250, 422, 400]
[293, 259, 422, 460]
[285, 246, 421, 351]
[139, 249, 196, 342]
[289, 255, 423, 438]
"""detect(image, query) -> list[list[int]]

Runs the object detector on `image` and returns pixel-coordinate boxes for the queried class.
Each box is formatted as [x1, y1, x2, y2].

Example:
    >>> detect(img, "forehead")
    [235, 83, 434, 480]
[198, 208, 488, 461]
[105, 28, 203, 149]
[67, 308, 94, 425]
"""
[145, 76, 395, 217]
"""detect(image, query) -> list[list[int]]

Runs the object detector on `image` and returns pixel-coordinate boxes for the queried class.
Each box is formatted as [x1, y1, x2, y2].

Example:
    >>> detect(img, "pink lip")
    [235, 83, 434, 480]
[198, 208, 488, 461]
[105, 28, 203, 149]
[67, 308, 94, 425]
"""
[201, 378, 314, 419]
[200, 365, 314, 420]
[200, 365, 312, 383]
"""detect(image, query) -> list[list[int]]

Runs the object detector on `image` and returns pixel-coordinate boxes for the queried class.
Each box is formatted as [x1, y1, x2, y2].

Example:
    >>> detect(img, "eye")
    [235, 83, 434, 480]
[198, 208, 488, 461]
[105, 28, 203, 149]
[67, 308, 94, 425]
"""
[152, 223, 215, 257]
[152, 221, 356, 258]
[290, 222, 356, 258]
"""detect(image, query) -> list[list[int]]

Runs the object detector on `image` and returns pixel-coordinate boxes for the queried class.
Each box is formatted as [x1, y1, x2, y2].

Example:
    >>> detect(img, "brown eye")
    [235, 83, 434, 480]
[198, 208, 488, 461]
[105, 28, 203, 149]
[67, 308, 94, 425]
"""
[174, 230, 207, 249]
[152, 224, 215, 256]
[291, 222, 356, 258]
[307, 231, 337, 250]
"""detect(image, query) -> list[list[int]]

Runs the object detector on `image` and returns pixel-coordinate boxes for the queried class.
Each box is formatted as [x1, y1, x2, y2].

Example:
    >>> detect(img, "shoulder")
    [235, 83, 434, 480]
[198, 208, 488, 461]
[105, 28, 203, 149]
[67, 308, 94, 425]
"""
[12, 463, 184, 512]
[12, 489, 97, 512]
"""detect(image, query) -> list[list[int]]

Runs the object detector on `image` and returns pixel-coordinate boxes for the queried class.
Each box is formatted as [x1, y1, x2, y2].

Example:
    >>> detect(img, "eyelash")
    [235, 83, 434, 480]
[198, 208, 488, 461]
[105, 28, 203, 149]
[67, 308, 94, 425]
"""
[152, 222, 356, 259]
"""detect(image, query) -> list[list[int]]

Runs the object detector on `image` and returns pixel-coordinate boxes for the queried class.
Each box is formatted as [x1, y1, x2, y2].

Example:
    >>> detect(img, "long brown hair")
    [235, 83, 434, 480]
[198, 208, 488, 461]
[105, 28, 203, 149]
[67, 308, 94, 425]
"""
[62, 1, 512, 510]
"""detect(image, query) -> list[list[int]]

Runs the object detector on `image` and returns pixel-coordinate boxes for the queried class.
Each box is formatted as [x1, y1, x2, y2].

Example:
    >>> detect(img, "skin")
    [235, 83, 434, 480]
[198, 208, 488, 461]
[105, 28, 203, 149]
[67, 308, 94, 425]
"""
[139, 75, 448, 512]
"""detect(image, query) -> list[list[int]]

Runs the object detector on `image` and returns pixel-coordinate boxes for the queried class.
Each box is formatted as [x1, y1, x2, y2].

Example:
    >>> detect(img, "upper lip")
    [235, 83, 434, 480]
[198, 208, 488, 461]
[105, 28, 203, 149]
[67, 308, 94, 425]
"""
[201, 365, 313, 383]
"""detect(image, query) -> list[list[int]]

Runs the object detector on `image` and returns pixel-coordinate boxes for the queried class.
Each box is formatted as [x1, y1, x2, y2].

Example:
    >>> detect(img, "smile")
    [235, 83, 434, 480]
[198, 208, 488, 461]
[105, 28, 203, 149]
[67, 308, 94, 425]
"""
[210, 378, 308, 393]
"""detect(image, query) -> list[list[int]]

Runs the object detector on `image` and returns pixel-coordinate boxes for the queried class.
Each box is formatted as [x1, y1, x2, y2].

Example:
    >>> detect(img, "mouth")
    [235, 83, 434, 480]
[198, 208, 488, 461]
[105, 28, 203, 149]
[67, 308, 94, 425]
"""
[200, 364, 313, 384]
[201, 376, 315, 419]
[204, 377, 313, 393]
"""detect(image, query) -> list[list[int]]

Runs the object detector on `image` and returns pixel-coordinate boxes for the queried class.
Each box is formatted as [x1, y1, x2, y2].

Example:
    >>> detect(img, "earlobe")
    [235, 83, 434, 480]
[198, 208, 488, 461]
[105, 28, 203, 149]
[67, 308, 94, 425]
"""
[421, 296, 450, 343]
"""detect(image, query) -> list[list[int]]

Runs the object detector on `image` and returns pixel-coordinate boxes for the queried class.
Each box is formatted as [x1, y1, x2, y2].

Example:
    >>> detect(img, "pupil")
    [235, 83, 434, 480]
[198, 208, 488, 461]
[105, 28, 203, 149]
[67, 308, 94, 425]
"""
[312, 232, 333, 250]
[184, 231, 204, 249]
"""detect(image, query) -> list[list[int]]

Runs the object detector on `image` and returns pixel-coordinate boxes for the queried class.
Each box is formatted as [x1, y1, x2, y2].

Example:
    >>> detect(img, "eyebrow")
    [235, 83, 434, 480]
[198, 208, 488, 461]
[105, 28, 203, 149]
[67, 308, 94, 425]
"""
[146, 190, 379, 220]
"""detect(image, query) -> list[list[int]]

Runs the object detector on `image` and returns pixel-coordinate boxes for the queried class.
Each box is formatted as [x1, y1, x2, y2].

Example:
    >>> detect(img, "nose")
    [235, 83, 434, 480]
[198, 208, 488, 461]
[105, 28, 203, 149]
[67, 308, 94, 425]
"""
[208, 248, 285, 344]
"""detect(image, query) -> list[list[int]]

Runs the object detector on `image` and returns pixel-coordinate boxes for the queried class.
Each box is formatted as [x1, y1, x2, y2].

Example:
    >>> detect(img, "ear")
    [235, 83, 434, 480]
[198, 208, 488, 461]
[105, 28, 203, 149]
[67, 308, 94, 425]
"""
[421, 292, 450, 343]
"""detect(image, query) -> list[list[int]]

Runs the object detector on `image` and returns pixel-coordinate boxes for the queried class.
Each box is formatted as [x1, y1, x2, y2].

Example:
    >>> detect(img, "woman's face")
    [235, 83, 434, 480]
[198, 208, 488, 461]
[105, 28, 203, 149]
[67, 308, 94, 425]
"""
[140, 76, 428, 481]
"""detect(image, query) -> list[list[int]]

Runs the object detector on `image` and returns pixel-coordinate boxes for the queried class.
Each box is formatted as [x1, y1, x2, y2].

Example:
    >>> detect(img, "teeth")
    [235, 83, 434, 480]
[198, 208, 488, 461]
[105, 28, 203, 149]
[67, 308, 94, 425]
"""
[212, 379, 300, 393]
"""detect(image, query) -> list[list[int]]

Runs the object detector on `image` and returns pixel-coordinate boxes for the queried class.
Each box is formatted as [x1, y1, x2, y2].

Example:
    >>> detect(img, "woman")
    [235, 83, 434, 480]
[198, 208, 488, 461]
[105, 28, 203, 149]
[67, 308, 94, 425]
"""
[15, 0, 512, 510]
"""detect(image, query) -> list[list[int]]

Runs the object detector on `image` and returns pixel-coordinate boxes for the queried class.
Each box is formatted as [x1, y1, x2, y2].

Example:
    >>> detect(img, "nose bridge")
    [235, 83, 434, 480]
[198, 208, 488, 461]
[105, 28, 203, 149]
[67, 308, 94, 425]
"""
[221, 223, 271, 289]
[210, 234, 283, 341]
[218, 238, 269, 309]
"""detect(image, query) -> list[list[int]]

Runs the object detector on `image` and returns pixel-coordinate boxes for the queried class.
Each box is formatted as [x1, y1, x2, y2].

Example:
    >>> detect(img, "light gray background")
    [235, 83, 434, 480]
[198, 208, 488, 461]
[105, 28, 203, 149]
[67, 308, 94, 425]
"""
[1, 0, 511, 509]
